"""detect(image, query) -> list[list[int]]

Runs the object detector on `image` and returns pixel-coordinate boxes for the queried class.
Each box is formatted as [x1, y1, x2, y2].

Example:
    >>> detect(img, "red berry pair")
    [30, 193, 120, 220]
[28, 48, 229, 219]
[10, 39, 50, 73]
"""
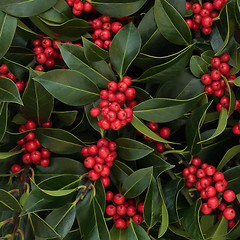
[66, 0, 93, 15]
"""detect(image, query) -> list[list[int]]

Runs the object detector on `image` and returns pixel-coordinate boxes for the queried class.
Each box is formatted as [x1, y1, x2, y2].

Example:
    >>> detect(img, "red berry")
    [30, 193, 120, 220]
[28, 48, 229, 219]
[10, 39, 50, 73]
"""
[92, 19, 102, 29]
[192, 3, 201, 13]
[97, 139, 108, 148]
[113, 194, 125, 205]
[42, 120, 52, 128]
[201, 74, 212, 85]
[122, 76, 132, 86]
[233, 124, 240, 135]
[195, 181, 203, 191]
[212, 81, 221, 91]
[155, 142, 165, 153]
[211, 57, 221, 67]
[108, 141, 117, 151]
[106, 205, 116, 216]
[200, 9, 210, 17]
[214, 88, 224, 97]
[42, 38, 52, 48]
[106, 191, 114, 201]
[107, 81, 118, 92]
[203, 2, 213, 12]
[95, 40, 103, 48]
[205, 85, 214, 95]
[25, 132, 35, 141]
[211, 70, 221, 81]
[188, 166, 197, 175]
[111, 119, 122, 130]
[30, 151, 41, 162]
[100, 165, 110, 177]
[228, 220, 235, 229]
[52, 40, 61, 49]
[213, 172, 224, 182]
[201, 203, 212, 214]
[33, 39, 42, 47]
[219, 63, 229, 74]
[223, 190, 236, 202]
[35, 65, 44, 72]
[40, 158, 50, 167]
[99, 100, 110, 108]
[192, 158, 201, 167]
[125, 88, 136, 100]
[118, 82, 128, 92]
[90, 107, 101, 117]
[34, 46, 43, 55]
[186, 2, 191, 10]
[215, 181, 226, 192]
[200, 178, 210, 188]
[84, 156, 95, 168]
[186, 19, 193, 28]
[74, 1, 83, 10]
[111, 22, 123, 33]
[201, 16, 213, 28]
[220, 97, 230, 108]
[101, 176, 110, 187]
[117, 205, 127, 215]
[126, 206, 137, 216]
[98, 147, 109, 159]
[207, 197, 219, 209]
[83, 2, 92, 11]
[11, 164, 21, 173]
[137, 202, 144, 213]
[115, 218, 125, 229]
[159, 127, 170, 138]
[200, 189, 208, 199]
[223, 208, 235, 220]
[25, 120, 36, 130]
[205, 165, 216, 175]
[25, 141, 37, 152]
[88, 170, 99, 181]
[100, 30, 111, 41]
[206, 186, 216, 197]
[213, 0, 225, 10]
[133, 214, 143, 225]
[187, 174, 196, 183]
[88, 145, 98, 155]
[193, 14, 202, 24]
[148, 122, 158, 131]
[218, 202, 227, 211]
[196, 169, 206, 178]
[221, 53, 230, 62]
[41, 148, 51, 159]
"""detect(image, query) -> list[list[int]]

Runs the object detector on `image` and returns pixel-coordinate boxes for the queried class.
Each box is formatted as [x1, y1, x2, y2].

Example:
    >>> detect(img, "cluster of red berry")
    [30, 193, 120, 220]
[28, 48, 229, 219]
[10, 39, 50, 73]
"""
[13, 119, 52, 172]
[66, 0, 93, 15]
[183, 158, 237, 227]
[200, 53, 240, 134]
[90, 76, 135, 131]
[105, 192, 144, 229]
[0, 64, 25, 92]
[185, 0, 227, 35]
[33, 37, 82, 71]
[81, 139, 117, 187]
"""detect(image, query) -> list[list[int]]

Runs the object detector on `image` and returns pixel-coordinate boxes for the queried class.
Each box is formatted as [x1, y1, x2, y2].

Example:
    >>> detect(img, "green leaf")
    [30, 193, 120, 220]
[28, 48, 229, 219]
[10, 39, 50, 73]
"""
[17, 19, 40, 39]
[30, 213, 60, 239]
[35, 128, 84, 154]
[190, 55, 209, 78]
[198, 107, 228, 144]
[154, 0, 192, 46]
[0, 11, 17, 60]
[0, 102, 8, 142]
[30, 16, 91, 41]
[52, 110, 78, 127]
[133, 94, 204, 123]
[115, 138, 154, 161]
[127, 220, 151, 240]
[217, 145, 240, 171]
[45, 203, 76, 239]
[0, 150, 23, 160]
[33, 69, 100, 106]
[122, 167, 153, 198]
[85, 197, 110, 240]
[22, 70, 53, 125]
[131, 115, 175, 144]
[134, 44, 194, 83]
[39, 0, 72, 24]
[0, 189, 22, 212]
[182, 198, 204, 240]
[186, 102, 212, 155]
[94, 179, 106, 211]
[201, 50, 215, 64]
[110, 226, 127, 240]
[206, 217, 228, 240]
[109, 22, 141, 78]
[0, 0, 57, 17]
[144, 175, 161, 228]
[82, 37, 108, 62]
[224, 166, 240, 194]
[57, 43, 110, 88]
[91, 0, 147, 17]
[0, 77, 23, 105]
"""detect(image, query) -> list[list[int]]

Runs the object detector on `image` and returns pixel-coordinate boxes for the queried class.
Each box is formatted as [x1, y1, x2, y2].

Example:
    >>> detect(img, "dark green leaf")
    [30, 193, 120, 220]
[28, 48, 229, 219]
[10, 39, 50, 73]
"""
[34, 69, 100, 106]
[94, 179, 106, 211]
[127, 220, 151, 240]
[45, 203, 76, 239]
[58, 43, 110, 88]
[110, 22, 141, 78]
[0, 0, 57, 17]
[91, 0, 147, 17]
[22, 70, 54, 125]
[224, 166, 240, 194]
[154, 0, 192, 46]
[0, 189, 22, 212]
[133, 94, 204, 123]
[0, 150, 23, 160]
[190, 55, 209, 78]
[206, 216, 228, 240]
[110, 226, 127, 240]
[144, 175, 161, 228]
[134, 44, 194, 83]
[0, 11, 17, 60]
[183, 199, 204, 240]
[115, 138, 154, 161]
[0, 102, 8, 142]
[201, 50, 215, 64]
[82, 37, 108, 62]
[0, 76, 23, 105]
[122, 167, 153, 198]
[35, 128, 84, 154]
[52, 111, 77, 127]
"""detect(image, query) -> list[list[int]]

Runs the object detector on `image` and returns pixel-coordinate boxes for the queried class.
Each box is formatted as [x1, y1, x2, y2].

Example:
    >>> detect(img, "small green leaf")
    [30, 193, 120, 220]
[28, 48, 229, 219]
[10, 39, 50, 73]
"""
[34, 69, 100, 106]
[122, 167, 153, 198]
[190, 55, 209, 78]
[115, 138, 154, 161]
[52, 111, 78, 127]
[0, 102, 8, 142]
[110, 22, 141, 78]
[154, 0, 192, 46]
[0, 189, 22, 212]
[127, 220, 151, 240]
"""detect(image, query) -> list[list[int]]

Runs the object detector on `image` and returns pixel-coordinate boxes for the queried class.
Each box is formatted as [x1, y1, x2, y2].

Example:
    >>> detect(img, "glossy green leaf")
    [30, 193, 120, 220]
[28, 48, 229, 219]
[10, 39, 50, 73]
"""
[52, 111, 77, 127]
[122, 167, 153, 198]
[0, 189, 22, 212]
[134, 44, 194, 83]
[17, 19, 40, 39]
[33, 69, 100, 106]
[127, 220, 151, 240]
[30, 16, 91, 41]
[186, 102, 212, 155]
[115, 138, 154, 161]
[22, 70, 54, 125]
[110, 226, 127, 240]
[154, 0, 192, 46]
[91, 0, 147, 17]
[0, 77, 23, 105]
[0, 11, 17, 60]
[0, 102, 8, 142]
[133, 94, 204, 123]
[224, 166, 240, 193]
[190, 55, 209, 78]
[144, 175, 161, 228]
[198, 107, 228, 144]
[82, 37, 108, 62]
[182, 198, 204, 240]
[131, 115, 174, 144]
[206, 217, 228, 240]
[94, 179, 106, 211]
[35, 128, 84, 154]
[109, 22, 141, 78]
[45, 203, 76, 239]
[57, 43, 110, 88]
[31, 213, 60, 239]
[217, 145, 240, 171]
[39, 0, 72, 23]
[0, 150, 23, 160]
[201, 50, 215, 64]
